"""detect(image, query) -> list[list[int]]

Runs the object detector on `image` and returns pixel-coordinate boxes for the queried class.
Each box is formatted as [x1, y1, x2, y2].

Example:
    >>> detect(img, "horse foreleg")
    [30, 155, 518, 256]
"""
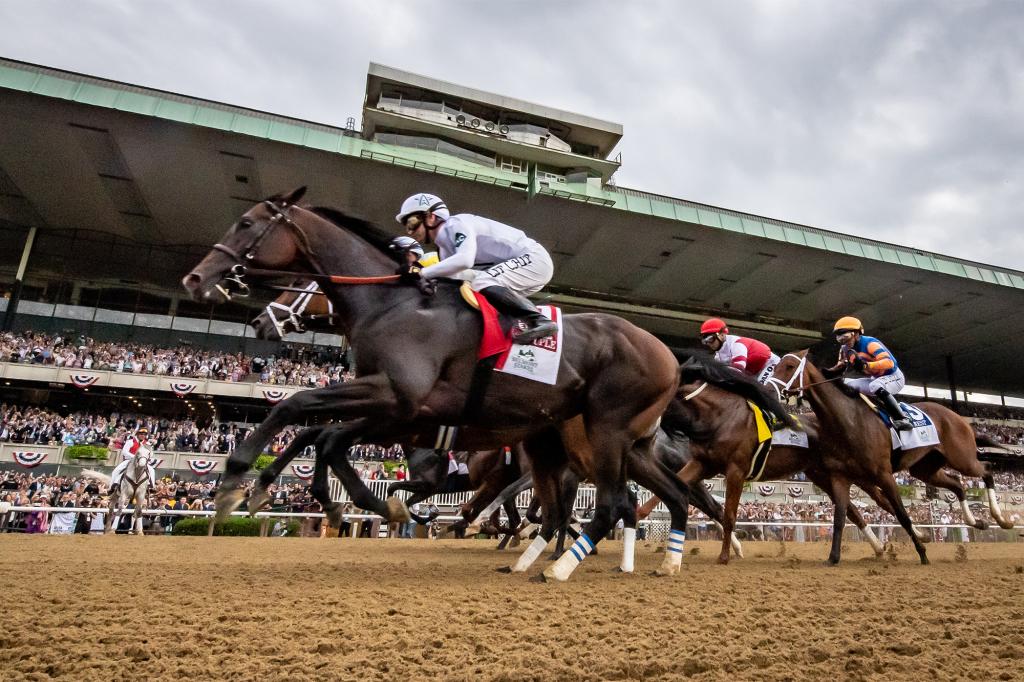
[543, 422, 632, 583]
[628, 449, 691, 575]
[845, 500, 884, 557]
[873, 474, 929, 564]
[320, 425, 411, 523]
[249, 426, 326, 515]
[504, 432, 565, 574]
[103, 492, 117, 534]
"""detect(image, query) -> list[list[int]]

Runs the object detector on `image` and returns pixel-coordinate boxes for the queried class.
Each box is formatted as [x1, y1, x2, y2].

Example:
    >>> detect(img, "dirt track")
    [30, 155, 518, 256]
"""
[2, 535, 1022, 681]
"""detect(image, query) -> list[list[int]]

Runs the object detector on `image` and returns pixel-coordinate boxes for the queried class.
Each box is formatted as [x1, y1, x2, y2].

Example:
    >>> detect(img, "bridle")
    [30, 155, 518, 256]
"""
[263, 281, 335, 338]
[210, 200, 399, 300]
[766, 353, 808, 399]
[212, 200, 314, 300]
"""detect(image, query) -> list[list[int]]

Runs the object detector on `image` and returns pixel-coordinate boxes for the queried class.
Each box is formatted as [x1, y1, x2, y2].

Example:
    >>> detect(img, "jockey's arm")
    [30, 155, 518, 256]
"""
[863, 341, 895, 375]
[420, 224, 477, 280]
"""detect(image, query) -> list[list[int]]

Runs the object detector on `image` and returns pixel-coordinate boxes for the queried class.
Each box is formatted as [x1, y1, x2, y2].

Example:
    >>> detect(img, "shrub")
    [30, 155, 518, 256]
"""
[172, 516, 300, 537]
[253, 454, 275, 472]
[65, 445, 109, 461]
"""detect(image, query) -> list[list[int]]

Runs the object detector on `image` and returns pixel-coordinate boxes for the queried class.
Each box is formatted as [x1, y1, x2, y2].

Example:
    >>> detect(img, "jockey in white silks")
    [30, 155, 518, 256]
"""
[110, 427, 157, 491]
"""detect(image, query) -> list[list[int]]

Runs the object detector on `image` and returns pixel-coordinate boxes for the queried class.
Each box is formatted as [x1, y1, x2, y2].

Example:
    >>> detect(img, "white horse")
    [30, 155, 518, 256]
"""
[85, 450, 157, 535]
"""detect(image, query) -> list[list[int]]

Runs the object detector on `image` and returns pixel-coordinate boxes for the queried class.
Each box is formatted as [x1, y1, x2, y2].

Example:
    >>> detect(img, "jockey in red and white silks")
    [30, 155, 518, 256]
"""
[110, 428, 157, 489]
[699, 318, 780, 385]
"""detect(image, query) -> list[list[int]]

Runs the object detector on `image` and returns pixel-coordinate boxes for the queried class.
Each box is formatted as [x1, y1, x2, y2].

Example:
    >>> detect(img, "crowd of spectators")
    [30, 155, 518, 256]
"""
[0, 402, 312, 455]
[1, 331, 354, 387]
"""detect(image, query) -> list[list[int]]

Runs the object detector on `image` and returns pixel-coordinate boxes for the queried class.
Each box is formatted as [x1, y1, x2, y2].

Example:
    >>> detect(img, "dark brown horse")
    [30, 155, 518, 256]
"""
[183, 188, 683, 581]
[772, 348, 1015, 537]
[637, 356, 903, 563]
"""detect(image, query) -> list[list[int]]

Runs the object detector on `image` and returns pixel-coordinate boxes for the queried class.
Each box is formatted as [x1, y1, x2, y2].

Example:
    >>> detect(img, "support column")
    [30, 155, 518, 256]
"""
[945, 354, 959, 414]
[1, 226, 37, 332]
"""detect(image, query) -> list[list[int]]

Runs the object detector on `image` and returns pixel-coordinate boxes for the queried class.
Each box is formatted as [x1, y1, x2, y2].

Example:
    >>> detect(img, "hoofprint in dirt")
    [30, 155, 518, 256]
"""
[2, 537, 1022, 681]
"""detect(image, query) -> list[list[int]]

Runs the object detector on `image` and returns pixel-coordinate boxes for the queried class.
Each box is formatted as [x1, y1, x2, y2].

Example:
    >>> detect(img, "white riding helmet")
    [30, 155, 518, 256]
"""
[395, 193, 450, 224]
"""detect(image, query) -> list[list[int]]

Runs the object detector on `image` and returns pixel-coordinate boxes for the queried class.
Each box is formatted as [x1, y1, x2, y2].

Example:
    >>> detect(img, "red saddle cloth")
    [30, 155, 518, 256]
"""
[476, 293, 513, 360]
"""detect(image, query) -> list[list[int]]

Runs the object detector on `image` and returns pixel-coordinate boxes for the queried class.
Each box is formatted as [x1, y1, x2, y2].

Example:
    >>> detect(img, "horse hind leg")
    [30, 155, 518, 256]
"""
[876, 475, 929, 565]
[982, 472, 1014, 529]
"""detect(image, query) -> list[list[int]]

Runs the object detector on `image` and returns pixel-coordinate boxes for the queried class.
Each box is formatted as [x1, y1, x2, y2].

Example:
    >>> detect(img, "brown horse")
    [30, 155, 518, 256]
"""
[771, 348, 1015, 536]
[637, 356, 896, 564]
[183, 188, 683, 581]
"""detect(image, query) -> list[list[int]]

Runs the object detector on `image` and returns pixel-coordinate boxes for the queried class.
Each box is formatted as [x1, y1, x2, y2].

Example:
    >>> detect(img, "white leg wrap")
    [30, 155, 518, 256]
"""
[658, 529, 685, 575]
[620, 527, 636, 573]
[517, 523, 538, 540]
[960, 499, 978, 528]
[730, 532, 744, 559]
[510, 535, 548, 573]
[987, 488, 1008, 526]
[862, 525, 884, 555]
[543, 534, 595, 582]
[911, 525, 926, 541]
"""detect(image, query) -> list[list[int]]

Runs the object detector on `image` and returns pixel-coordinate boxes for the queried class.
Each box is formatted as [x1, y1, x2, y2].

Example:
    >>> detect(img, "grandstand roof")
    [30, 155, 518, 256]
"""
[2, 57, 1024, 395]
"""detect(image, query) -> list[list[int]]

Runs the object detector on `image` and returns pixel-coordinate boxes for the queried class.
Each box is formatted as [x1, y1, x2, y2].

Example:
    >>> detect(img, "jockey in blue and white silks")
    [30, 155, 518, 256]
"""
[394, 192, 557, 343]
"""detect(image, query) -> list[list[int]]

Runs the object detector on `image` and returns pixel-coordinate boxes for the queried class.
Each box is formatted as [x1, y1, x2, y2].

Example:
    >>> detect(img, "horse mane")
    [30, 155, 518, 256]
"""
[307, 206, 404, 265]
[678, 353, 798, 428]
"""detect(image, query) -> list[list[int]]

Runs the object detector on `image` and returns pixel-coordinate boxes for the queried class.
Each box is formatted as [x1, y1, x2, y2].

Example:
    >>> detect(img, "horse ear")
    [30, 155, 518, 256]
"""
[280, 186, 307, 206]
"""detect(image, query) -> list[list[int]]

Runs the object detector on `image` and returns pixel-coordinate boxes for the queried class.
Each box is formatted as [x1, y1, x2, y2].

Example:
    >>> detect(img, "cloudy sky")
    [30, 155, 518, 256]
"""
[1, 1, 1021, 269]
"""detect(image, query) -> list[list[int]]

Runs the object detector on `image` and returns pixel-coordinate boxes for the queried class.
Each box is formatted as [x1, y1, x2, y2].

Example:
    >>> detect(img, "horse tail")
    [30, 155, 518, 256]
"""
[973, 432, 1005, 450]
[81, 469, 112, 485]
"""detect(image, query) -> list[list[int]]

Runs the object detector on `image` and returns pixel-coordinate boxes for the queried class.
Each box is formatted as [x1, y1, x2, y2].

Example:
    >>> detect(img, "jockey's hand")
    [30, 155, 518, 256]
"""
[416, 278, 436, 297]
[849, 355, 866, 372]
[396, 263, 422, 283]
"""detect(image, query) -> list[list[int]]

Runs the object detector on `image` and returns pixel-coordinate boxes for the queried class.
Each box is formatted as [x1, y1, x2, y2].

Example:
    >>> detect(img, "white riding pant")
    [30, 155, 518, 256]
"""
[755, 354, 781, 385]
[470, 246, 554, 296]
[843, 369, 906, 397]
[110, 459, 156, 487]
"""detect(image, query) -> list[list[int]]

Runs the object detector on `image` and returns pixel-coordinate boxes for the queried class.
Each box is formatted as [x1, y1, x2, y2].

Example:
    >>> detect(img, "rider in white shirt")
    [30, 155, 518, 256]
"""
[394, 193, 557, 343]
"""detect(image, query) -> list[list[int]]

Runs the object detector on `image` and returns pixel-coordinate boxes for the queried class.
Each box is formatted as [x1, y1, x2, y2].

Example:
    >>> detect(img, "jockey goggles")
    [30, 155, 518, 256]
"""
[402, 212, 425, 231]
[700, 333, 719, 346]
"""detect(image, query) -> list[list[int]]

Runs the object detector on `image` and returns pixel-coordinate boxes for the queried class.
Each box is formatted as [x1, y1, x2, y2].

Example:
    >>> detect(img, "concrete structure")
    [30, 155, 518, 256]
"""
[1, 57, 1023, 396]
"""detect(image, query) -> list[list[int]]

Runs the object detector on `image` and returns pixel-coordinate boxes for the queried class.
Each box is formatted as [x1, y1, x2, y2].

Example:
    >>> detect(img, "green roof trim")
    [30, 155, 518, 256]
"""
[2, 56, 1021, 290]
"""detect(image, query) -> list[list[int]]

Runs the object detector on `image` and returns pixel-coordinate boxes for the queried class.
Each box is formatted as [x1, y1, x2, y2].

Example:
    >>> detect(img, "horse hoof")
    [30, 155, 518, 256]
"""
[215, 488, 245, 523]
[716, 557, 730, 566]
[247, 489, 270, 516]
[529, 573, 549, 584]
[920, 556, 930, 566]
[652, 568, 677, 577]
[385, 496, 411, 524]
[495, 566, 513, 574]
[998, 521, 1016, 531]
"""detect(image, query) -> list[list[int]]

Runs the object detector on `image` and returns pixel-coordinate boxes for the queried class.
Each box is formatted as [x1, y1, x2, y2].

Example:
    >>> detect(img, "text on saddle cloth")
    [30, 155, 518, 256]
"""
[856, 394, 940, 450]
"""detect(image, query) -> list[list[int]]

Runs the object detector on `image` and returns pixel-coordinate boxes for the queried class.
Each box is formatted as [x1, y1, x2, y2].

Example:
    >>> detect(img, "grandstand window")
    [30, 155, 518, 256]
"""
[497, 156, 525, 174]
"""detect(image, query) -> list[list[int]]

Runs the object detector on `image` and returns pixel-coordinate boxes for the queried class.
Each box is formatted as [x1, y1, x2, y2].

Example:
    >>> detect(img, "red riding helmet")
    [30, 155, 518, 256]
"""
[700, 318, 728, 336]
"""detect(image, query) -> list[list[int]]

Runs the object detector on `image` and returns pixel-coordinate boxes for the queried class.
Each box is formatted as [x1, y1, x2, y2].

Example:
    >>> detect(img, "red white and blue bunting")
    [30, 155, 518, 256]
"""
[12, 451, 48, 468]
[942, 491, 958, 503]
[703, 481, 714, 491]
[1011, 495, 1023, 506]
[262, 389, 289, 404]
[170, 382, 198, 398]
[756, 484, 776, 496]
[187, 459, 218, 475]
[291, 464, 315, 481]
[787, 485, 804, 498]
[70, 374, 100, 388]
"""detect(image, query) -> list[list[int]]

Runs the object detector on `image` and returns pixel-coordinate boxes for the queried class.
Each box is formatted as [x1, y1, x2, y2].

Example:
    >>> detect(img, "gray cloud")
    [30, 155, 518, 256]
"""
[1, 0, 1020, 268]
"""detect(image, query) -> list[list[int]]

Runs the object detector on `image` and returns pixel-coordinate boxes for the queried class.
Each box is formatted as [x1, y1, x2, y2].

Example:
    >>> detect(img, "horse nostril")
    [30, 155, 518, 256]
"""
[182, 273, 202, 290]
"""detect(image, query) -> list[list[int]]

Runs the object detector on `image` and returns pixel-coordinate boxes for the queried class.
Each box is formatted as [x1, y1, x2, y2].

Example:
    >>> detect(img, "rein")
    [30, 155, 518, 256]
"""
[212, 201, 399, 300]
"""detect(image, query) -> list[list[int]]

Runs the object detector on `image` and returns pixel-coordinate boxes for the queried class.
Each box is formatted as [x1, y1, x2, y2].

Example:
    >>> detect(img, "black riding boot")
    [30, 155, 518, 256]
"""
[876, 388, 912, 431]
[480, 286, 558, 343]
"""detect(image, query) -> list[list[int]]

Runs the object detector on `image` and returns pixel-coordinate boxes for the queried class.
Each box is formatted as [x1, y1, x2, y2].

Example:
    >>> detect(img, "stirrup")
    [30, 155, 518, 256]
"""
[891, 418, 913, 431]
[512, 319, 558, 343]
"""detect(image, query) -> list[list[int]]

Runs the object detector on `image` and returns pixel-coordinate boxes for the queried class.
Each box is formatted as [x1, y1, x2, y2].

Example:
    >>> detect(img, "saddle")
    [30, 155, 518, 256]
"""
[459, 282, 514, 360]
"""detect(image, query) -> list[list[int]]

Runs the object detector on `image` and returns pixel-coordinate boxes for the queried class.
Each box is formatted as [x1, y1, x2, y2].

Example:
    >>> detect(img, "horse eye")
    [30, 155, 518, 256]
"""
[237, 219, 254, 230]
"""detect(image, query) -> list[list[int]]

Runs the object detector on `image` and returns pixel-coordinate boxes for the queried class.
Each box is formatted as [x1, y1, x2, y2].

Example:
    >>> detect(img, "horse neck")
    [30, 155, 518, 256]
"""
[802, 364, 859, 435]
[679, 384, 738, 442]
[296, 211, 415, 337]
